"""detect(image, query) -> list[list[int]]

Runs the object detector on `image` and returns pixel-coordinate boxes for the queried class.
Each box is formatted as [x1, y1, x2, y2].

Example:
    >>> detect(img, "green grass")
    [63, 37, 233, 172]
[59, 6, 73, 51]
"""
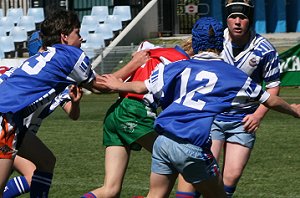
[13, 88, 300, 197]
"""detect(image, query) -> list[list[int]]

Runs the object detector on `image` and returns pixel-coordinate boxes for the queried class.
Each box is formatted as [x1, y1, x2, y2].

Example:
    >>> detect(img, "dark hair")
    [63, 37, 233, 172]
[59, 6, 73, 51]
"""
[40, 9, 80, 47]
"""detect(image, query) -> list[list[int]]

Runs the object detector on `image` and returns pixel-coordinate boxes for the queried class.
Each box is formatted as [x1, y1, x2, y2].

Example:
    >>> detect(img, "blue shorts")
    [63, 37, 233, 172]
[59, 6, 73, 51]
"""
[151, 135, 220, 184]
[210, 120, 256, 149]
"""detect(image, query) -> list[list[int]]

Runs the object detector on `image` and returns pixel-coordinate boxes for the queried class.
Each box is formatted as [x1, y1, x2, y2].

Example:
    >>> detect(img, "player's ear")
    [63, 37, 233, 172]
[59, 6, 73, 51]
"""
[61, 33, 68, 43]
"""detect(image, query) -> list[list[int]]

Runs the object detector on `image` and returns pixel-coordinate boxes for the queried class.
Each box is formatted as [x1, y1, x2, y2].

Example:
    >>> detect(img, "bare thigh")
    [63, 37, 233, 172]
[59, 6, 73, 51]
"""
[0, 159, 13, 194]
[147, 172, 178, 198]
[92, 146, 130, 198]
[13, 155, 36, 184]
[222, 142, 252, 186]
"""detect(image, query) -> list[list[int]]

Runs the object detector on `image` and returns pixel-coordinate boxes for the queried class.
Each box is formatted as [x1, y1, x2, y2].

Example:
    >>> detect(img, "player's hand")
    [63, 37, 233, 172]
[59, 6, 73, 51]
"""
[69, 85, 83, 103]
[97, 74, 123, 91]
[130, 49, 150, 68]
[242, 114, 263, 133]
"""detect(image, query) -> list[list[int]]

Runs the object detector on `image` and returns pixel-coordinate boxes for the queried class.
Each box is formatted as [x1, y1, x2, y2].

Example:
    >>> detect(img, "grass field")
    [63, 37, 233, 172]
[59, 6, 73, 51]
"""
[12, 87, 300, 198]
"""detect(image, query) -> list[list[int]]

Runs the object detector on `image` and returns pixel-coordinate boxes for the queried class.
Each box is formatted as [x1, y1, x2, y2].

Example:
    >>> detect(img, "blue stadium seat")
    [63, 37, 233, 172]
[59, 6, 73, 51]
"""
[0, 36, 15, 53]
[18, 16, 36, 33]
[0, 17, 15, 34]
[9, 27, 27, 43]
[27, 7, 44, 24]
[7, 8, 23, 24]
[112, 6, 132, 22]
[104, 15, 122, 32]
[91, 6, 109, 23]
[95, 23, 114, 40]
[81, 15, 99, 32]
[0, 8, 3, 17]
[81, 33, 105, 59]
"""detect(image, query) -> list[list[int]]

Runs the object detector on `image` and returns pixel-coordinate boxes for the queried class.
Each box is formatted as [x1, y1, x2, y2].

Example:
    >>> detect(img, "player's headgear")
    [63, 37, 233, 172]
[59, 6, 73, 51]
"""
[192, 17, 224, 54]
[28, 31, 42, 56]
[225, 0, 254, 25]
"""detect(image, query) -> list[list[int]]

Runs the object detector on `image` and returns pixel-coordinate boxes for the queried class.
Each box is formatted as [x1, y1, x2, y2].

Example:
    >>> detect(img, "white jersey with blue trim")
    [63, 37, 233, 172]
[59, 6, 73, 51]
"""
[145, 52, 270, 147]
[25, 88, 71, 134]
[216, 28, 281, 121]
[0, 44, 94, 115]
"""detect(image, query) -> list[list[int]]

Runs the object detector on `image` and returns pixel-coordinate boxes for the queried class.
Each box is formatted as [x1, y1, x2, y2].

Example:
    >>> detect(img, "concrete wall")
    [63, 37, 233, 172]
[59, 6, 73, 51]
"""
[117, 0, 158, 45]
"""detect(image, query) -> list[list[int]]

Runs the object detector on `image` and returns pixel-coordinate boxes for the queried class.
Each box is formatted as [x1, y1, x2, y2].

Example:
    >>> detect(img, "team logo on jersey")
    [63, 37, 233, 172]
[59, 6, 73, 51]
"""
[249, 57, 258, 67]
[121, 122, 137, 133]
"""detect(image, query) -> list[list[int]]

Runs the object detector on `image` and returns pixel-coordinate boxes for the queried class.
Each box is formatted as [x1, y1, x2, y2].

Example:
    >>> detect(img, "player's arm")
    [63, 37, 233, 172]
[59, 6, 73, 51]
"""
[243, 86, 280, 132]
[112, 49, 150, 80]
[85, 50, 150, 93]
[262, 94, 300, 118]
[62, 85, 83, 120]
[98, 74, 148, 94]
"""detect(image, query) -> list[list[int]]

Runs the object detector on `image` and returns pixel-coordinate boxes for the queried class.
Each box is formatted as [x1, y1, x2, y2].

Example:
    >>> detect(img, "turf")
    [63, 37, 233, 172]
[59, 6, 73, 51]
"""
[13, 87, 300, 197]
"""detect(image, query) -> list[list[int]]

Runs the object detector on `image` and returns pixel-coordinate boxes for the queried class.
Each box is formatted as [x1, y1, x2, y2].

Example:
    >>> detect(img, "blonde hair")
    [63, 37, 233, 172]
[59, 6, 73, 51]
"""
[180, 37, 194, 56]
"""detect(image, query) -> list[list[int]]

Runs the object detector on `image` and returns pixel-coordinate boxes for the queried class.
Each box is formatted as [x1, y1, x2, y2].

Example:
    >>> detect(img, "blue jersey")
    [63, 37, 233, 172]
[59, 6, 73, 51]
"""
[217, 29, 280, 121]
[0, 68, 71, 133]
[0, 44, 94, 114]
[145, 52, 270, 147]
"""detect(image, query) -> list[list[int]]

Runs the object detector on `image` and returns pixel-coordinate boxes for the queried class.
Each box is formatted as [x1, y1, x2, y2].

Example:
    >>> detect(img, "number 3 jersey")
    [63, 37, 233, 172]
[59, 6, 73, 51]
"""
[144, 52, 270, 147]
[0, 44, 94, 115]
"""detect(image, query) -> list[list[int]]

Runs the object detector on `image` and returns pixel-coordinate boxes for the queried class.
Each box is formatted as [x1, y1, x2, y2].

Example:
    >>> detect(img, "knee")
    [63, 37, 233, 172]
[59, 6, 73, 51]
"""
[35, 151, 56, 173]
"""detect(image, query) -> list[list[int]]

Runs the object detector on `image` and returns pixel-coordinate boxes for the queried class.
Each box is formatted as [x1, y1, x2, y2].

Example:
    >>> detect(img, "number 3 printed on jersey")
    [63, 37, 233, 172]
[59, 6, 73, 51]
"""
[175, 68, 218, 110]
[21, 48, 56, 75]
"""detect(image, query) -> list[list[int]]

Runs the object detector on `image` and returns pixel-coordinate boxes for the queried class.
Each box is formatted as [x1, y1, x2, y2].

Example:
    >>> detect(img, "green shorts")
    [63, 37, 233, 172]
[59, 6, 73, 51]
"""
[103, 98, 157, 151]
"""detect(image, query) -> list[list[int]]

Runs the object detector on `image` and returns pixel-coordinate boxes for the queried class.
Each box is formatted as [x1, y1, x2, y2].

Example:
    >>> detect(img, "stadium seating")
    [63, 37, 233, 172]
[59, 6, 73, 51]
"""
[112, 6, 132, 22]
[0, 17, 15, 34]
[80, 24, 90, 41]
[81, 15, 99, 32]
[91, 6, 109, 23]
[0, 28, 6, 36]
[104, 15, 122, 32]
[10, 27, 27, 43]
[0, 36, 15, 57]
[0, 8, 3, 17]
[27, 7, 44, 24]
[81, 33, 105, 59]
[18, 16, 36, 33]
[7, 8, 23, 24]
[0, 49, 4, 59]
[95, 23, 114, 40]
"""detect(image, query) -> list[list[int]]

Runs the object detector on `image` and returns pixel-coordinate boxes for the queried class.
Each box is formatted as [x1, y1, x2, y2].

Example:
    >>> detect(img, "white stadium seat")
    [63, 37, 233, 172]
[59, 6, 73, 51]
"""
[27, 7, 45, 24]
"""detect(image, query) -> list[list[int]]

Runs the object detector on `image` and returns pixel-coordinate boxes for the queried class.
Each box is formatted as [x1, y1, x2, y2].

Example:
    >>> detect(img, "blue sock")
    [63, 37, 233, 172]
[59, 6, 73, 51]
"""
[224, 185, 236, 198]
[81, 192, 97, 198]
[3, 176, 30, 198]
[30, 170, 53, 198]
[176, 191, 200, 198]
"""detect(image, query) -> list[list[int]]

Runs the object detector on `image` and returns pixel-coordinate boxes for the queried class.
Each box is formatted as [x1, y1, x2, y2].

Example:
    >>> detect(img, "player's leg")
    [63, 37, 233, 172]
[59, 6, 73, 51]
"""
[210, 121, 226, 162]
[147, 172, 178, 198]
[90, 146, 130, 198]
[177, 175, 200, 198]
[0, 114, 18, 196]
[135, 131, 158, 153]
[0, 159, 13, 197]
[16, 131, 56, 198]
[193, 174, 226, 198]
[222, 142, 252, 197]
[3, 156, 34, 197]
